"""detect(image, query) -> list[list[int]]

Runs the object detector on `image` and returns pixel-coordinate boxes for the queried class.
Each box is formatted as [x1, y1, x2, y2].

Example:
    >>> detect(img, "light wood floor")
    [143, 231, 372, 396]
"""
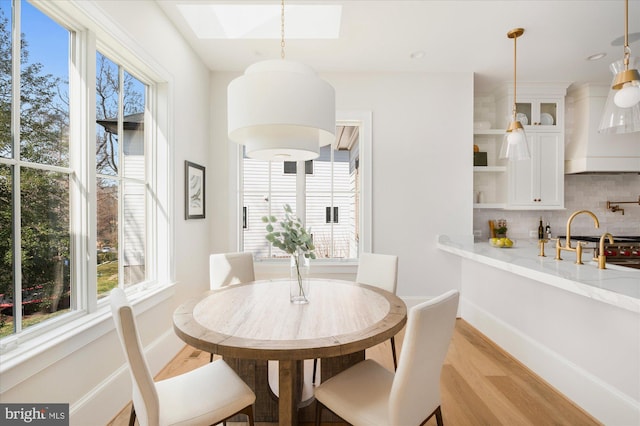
[108, 319, 601, 425]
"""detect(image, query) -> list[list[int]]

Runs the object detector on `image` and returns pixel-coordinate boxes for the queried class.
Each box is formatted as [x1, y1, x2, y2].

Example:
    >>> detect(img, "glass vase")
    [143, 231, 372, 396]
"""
[290, 252, 310, 304]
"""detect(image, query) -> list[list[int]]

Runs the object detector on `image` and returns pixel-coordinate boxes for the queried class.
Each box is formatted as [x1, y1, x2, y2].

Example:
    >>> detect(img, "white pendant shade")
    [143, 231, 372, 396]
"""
[599, 57, 640, 134]
[614, 81, 640, 108]
[500, 122, 530, 161]
[228, 59, 336, 161]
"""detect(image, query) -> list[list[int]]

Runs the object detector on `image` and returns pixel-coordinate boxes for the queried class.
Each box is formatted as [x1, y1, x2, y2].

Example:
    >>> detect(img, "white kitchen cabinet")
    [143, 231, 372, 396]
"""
[507, 133, 564, 209]
[503, 84, 567, 209]
[514, 97, 563, 129]
[496, 84, 567, 130]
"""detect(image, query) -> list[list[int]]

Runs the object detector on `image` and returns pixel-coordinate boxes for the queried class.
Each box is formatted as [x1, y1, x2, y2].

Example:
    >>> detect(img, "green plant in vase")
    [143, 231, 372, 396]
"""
[262, 204, 316, 303]
[495, 226, 508, 237]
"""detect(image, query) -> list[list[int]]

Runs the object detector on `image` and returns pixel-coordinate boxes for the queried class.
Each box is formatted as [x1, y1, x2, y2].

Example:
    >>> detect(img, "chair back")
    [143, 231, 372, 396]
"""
[388, 289, 459, 425]
[209, 252, 255, 289]
[110, 288, 159, 426]
[355, 252, 398, 294]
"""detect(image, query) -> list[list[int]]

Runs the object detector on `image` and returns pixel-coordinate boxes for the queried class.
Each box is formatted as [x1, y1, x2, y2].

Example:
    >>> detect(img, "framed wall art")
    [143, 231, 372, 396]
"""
[185, 161, 205, 219]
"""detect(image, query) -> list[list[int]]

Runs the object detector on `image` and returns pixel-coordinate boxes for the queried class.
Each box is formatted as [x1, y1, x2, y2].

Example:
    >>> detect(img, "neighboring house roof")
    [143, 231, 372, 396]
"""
[96, 112, 144, 134]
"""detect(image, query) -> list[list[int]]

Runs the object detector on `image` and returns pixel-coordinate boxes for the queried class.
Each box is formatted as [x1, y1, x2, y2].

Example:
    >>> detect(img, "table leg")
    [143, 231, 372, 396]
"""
[278, 359, 302, 426]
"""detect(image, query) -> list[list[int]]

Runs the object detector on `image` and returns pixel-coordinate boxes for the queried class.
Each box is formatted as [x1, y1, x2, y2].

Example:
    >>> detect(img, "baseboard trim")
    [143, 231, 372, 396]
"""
[461, 297, 640, 426]
[70, 329, 183, 425]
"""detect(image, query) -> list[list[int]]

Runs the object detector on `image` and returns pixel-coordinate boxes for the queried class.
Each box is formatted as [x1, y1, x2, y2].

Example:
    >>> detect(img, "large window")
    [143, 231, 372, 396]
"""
[242, 124, 365, 260]
[0, 0, 166, 344]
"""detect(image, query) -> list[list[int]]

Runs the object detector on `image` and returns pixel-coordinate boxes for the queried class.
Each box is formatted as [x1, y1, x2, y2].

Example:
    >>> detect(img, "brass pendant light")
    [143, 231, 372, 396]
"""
[500, 28, 530, 161]
[599, 0, 640, 134]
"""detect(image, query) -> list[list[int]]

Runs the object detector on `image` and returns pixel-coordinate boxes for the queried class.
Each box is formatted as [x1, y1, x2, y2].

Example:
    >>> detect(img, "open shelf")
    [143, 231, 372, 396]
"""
[474, 166, 506, 173]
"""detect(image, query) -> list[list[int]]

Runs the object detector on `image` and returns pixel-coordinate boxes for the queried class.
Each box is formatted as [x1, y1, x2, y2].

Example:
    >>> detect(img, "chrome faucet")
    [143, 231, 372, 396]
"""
[597, 233, 614, 269]
[555, 210, 600, 265]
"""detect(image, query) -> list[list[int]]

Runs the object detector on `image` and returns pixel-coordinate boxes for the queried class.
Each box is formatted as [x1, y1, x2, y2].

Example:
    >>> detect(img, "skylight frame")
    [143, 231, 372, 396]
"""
[176, 3, 342, 39]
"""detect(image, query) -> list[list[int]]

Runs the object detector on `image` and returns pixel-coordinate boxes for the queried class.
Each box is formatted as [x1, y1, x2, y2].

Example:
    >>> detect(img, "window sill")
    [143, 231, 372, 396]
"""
[254, 258, 359, 278]
[0, 282, 176, 394]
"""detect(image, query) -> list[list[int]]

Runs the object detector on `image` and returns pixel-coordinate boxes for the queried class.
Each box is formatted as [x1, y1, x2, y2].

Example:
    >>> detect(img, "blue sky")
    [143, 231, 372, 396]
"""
[1, 0, 69, 80]
[2, 0, 145, 114]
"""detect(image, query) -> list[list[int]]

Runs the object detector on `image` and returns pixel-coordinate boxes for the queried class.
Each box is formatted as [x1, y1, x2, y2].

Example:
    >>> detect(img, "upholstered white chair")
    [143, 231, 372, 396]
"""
[311, 252, 399, 384]
[110, 288, 256, 426]
[314, 289, 459, 426]
[208, 252, 256, 362]
[356, 252, 398, 294]
[356, 252, 399, 368]
[209, 252, 255, 289]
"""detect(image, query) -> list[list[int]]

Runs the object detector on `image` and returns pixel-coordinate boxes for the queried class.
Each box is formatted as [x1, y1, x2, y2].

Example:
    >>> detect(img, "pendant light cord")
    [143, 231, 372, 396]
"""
[512, 34, 517, 120]
[281, 0, 285, 60]
[623, 0, 630, 70]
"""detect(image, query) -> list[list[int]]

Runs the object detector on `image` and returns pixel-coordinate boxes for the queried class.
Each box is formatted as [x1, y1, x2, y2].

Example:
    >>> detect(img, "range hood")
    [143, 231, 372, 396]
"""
[565, 84, 640, 174]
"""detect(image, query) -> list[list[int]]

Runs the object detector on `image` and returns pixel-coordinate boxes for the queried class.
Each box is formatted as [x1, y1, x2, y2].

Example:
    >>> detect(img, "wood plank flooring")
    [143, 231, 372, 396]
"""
[107, 319, 601, 425]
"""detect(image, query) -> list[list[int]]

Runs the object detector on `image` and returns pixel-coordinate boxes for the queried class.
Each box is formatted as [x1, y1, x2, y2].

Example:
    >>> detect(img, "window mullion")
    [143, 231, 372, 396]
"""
[145, 85, 155, 284]
[330, 146, 335, 258]
[84, 30, 97, 313]
[11, 0, 23, 334]
[117, 65, 125, 288]
[267, 160, 272, 258]
[296, 160, 306, 226]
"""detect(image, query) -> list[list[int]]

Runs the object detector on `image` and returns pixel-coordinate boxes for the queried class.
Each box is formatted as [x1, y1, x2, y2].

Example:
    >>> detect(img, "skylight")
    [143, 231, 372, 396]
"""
[176, 4, 342, 39]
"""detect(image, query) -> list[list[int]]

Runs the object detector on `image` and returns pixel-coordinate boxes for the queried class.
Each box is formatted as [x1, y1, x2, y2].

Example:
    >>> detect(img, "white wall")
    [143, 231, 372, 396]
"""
[209, 72, 473, 300]
[0, 2, 212, 425]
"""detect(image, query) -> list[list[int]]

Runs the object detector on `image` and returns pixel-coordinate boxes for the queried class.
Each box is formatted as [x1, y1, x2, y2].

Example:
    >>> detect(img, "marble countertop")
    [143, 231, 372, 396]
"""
[437, 235, 640, 313]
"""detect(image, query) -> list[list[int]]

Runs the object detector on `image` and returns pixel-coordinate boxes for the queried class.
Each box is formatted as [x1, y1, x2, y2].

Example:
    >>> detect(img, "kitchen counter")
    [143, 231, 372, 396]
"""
[437, 235, 639, 313]
[437, 234, 640, 425]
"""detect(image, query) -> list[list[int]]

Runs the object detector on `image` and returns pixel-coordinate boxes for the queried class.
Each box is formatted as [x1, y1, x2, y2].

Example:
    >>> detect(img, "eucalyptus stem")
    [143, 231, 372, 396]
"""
[294, 253, 306, 298]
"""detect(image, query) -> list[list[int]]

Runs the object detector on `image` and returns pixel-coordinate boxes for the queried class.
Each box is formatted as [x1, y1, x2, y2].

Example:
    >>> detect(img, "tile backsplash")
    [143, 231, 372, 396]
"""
[474, 174, 640, 240]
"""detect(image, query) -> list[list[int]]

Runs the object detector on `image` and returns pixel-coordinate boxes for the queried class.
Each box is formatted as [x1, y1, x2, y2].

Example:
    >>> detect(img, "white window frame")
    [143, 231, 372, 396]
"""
[0, 0, 173, 367]
[235, 111, 372, 275]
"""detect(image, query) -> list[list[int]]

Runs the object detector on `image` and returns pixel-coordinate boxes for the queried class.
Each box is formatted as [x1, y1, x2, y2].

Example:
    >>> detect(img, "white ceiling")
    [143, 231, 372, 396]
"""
[156, 0, 640, 94]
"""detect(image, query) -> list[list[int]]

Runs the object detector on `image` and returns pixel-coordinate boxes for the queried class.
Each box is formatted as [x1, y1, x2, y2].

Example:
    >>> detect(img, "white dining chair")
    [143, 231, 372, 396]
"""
[356, 252, 399, 368]
[208, 252, 256, 362]
[314, 289, 459, 426]
[209, 252, 255, 289]
[110, 288, 256, 426]
[311, 252, 399, 384]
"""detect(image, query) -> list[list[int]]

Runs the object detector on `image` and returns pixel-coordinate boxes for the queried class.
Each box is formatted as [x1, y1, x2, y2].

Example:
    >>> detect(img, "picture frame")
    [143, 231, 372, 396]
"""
[185, 161, 205, 219]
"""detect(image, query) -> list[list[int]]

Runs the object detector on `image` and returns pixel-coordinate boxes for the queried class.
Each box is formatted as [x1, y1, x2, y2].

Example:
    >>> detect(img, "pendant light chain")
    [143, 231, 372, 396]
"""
[281, 0, 286, 60]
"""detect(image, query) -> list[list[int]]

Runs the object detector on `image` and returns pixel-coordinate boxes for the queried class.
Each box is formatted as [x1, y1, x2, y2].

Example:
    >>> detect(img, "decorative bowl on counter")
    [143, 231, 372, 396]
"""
[489, 237, 515, 248]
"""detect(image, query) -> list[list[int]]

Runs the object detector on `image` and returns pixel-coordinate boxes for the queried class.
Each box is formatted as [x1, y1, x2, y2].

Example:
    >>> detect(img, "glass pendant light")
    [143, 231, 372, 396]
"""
[500, 28, 530, 161]
[599, 0, 640, 134]
[227, 0, 336, 161]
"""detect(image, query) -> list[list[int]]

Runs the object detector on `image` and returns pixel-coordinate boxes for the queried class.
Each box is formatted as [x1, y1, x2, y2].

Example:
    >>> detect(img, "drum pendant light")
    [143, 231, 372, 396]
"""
[500, 28, 530, 161]
[599, 0, 640, 134]
[227, 0, 336, 161]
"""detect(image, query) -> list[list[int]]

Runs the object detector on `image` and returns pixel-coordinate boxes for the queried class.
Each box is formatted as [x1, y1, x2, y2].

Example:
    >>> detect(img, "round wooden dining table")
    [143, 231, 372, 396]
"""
[173, 278, 407, 426]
